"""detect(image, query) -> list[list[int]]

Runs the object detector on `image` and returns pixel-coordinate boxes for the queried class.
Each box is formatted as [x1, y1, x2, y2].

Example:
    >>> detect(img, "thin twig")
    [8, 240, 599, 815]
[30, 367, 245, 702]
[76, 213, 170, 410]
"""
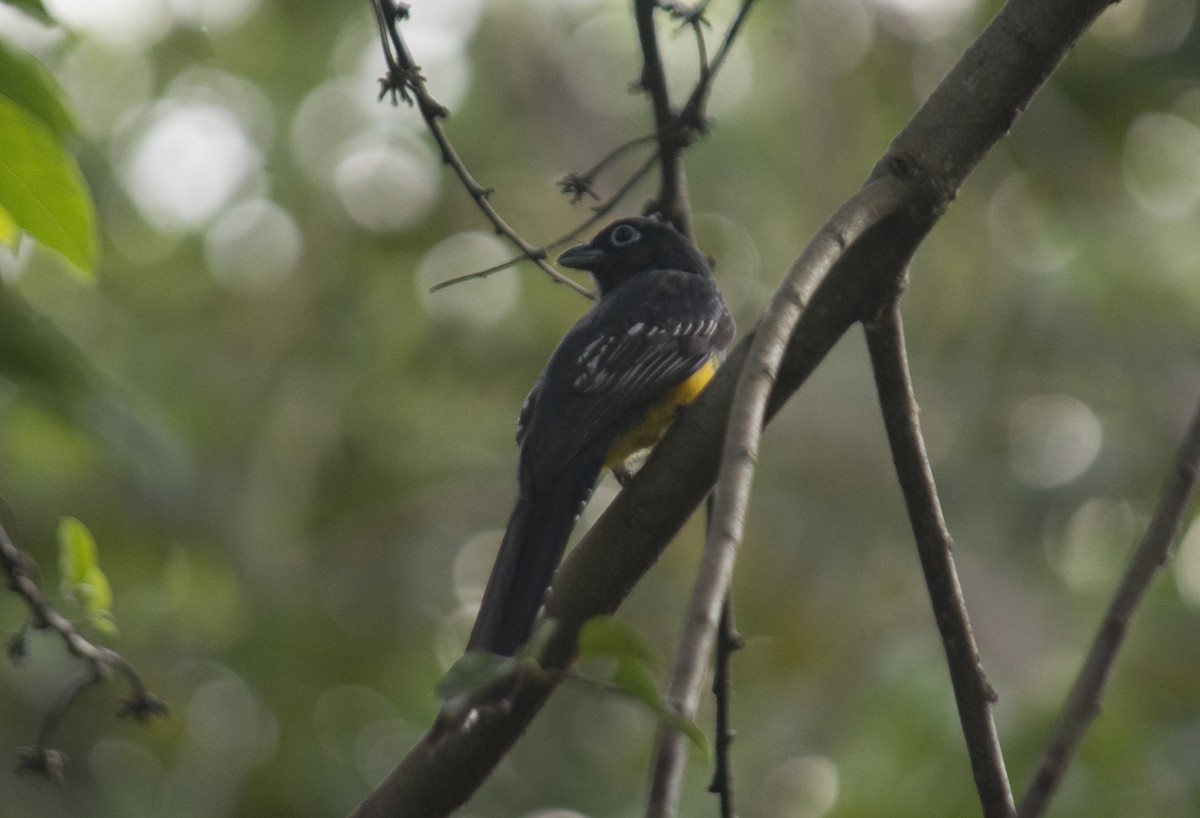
[676, 0, 757, 135]
[645, 175, 910, 818]
[708, 593, 742, 818]
[431, 149, 663, 293]
[662, 0, 714, 28]
[559, 133, 661, 203]
[864, 304, 1016, 818]
[1017, 396, 1200, 818]
[370, 0, 594, 298]
[430, 0, 756, 293]
[1, 519, 168, 776]
[633, 0, 692, 235]
[349, 1, 1118, 812]
[631, 0, 759, 233]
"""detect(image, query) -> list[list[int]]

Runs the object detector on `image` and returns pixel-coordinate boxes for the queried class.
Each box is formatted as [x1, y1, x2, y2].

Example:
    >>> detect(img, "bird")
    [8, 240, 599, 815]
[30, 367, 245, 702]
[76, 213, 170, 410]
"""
[466, 216, 735, 656]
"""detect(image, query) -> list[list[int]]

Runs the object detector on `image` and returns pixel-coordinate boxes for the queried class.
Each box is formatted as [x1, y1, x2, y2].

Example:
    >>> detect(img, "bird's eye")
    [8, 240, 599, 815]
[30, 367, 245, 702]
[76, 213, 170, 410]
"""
[610, 224, 640, 247]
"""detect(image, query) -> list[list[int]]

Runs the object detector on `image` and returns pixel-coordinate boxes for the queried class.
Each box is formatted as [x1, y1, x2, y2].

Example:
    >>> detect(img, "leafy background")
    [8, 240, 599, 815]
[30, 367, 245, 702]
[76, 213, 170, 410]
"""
[1, 0, 1199, 816]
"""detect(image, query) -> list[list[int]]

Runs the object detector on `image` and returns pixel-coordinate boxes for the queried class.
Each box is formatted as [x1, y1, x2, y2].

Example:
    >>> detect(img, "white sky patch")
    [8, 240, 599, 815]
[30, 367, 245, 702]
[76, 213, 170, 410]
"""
[354, 20, 473, 114]
[45, 0, 172, 46]
[333, 138, 441, 233]
[871, 0, 978, 39]
[167, 0, 260, 32]
[117, 101, 262, 232]
[48, 0, 260, 43]
[406, 0, 484, 41]
[61, 40, 156, 138]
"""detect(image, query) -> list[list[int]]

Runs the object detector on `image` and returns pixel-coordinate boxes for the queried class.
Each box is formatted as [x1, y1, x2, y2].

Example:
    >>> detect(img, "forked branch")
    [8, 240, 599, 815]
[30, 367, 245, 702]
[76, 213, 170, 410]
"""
[1, 519, 167, 779]
[349, 0, 1118, 814]
[370, 0, 593, 298]
[645, 174, 910, 818]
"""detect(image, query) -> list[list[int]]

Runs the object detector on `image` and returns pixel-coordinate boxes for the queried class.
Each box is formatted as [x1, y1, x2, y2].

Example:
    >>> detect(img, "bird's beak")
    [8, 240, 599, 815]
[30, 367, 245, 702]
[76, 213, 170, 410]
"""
[557, 243, 604, 270]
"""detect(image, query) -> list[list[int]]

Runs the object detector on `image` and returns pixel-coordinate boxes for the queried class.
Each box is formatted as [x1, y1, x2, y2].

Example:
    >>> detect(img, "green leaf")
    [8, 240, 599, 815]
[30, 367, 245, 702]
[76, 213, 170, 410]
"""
[57, 516, 117, 633]
[0, 204, 17, 247]
[612, 657, 710, 758]
[435, 650, 516, 704]
[0, 95, 97, 275]
[0, 39, 77, 138]
[58, 515, 97, 590]
[1, 0, 52, 24]
[577, 616, 661, 665]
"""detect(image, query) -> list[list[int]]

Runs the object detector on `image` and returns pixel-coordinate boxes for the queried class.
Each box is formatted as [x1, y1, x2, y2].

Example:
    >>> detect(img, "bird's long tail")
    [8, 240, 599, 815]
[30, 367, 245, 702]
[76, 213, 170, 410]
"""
[467, 456, 603, 656]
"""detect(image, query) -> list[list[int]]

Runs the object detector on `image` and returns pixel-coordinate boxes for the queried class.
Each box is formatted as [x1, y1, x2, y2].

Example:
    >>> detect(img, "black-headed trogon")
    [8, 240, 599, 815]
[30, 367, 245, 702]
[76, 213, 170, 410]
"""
[466, 216, 735, 656]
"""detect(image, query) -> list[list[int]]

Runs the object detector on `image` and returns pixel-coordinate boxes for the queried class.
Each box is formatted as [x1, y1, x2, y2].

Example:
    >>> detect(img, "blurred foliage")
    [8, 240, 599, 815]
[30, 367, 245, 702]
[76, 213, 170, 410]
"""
[57, 515, 117, 635]
[0, 23, 95, 273]
[1, 1, 1199, 817]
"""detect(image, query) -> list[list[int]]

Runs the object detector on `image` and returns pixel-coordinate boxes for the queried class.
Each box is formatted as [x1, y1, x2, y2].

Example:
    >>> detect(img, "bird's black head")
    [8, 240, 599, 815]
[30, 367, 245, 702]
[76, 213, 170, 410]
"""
[557, 217, 712, 297]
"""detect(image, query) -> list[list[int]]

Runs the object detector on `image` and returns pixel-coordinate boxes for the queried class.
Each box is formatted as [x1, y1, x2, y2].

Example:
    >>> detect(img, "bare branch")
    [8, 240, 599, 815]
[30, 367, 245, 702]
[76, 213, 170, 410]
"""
[708, 594, 742, 818]
[559, 133, 660, 203]
[0, 519, 167, 777]
[629, 0, 758, 234]
[633, 0, 692, 235]
[370, 0, 594, 299]
[349, 0, 1116, 813]
[1017, 396, 1200, 818]
[646, 174, 910, 818]
[676, 0, 756, 136]
[864, 305, 1016, 818]
[429, 150, 663, 294]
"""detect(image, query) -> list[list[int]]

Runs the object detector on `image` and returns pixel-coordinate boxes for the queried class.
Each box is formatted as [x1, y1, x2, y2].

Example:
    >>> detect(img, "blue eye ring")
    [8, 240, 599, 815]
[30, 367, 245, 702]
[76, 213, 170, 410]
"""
[610, 224, 640, 247]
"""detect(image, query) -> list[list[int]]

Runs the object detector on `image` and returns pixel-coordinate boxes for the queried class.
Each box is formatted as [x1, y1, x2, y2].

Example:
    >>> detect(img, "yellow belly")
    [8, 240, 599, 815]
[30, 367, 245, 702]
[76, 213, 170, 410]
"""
[603, 358, 719, 470]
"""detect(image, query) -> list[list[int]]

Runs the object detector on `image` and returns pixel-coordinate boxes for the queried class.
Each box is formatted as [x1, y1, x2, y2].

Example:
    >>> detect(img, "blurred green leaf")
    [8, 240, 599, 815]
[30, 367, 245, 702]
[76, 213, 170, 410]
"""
[58, 515, 98, 590]
[0, 95, 96, 275]
[611, 657, 709, 758]
[435, 650, 517, 704]
[0, 283, 102, 417]
[0, 203, 16, 247]
[0, 0, 51, 24]
[577, 615, 661, 665]
[56, 516, 117, 634]
[0, 39, 77, 138]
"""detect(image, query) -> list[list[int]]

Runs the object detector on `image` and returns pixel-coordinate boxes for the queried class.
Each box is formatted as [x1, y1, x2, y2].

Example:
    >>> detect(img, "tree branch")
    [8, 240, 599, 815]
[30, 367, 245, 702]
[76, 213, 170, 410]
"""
[1, 519, 167, 778]
[865, 305, 1016, 818]
[349, 0, 1116, 813]
[708, 594, 742, 818]
[1017, 395, 1200, 817]
[632, 0, 691, 235]
[630, 0, 759, 236]
[645, 173, 910, 818]
[370, 0, 594, 298]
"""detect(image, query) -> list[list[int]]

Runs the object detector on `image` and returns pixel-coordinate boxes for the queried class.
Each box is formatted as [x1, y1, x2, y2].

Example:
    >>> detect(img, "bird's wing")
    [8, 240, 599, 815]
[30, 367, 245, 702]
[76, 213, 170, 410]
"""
[521, 271, 730, 486]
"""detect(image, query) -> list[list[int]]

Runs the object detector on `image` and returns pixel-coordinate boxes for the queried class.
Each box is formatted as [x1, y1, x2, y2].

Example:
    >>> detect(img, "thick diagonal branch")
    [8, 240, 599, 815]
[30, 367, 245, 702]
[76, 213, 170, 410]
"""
[349, 1, 1115, 814]
[645, 174, 910, 818]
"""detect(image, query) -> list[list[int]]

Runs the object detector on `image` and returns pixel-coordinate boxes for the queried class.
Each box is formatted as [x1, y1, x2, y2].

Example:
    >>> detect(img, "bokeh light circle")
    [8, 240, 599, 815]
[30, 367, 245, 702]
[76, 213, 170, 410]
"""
[204, 198, 302, 293]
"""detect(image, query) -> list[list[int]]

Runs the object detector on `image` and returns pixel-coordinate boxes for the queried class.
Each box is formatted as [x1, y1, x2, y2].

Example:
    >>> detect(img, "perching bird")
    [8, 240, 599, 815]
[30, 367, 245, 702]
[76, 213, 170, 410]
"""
[466, 216, 735, 656]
